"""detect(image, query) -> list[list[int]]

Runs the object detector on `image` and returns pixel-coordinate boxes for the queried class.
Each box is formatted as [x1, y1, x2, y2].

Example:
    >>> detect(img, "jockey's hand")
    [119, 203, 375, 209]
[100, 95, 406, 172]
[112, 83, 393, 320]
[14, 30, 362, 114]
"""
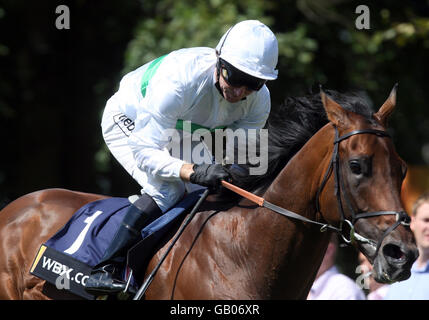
[189, 164, 231, 190]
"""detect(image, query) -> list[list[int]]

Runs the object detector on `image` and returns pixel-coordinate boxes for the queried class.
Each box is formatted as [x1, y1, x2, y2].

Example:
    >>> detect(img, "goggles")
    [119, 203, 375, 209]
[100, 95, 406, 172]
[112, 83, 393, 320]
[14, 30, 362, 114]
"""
[219, 58, 266, 91]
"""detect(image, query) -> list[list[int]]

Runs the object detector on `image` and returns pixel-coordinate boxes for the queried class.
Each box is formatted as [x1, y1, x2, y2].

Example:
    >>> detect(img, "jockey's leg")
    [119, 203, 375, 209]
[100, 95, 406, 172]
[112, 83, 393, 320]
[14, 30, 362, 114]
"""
[84, 193, 161, 295]
[92, 100, 187, 295]
[84, 174, 185, 296]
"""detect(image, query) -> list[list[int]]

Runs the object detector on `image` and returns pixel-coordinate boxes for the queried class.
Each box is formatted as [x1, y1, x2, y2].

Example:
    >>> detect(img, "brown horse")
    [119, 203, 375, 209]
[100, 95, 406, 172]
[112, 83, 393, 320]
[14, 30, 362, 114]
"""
[0, 88, 418, 299]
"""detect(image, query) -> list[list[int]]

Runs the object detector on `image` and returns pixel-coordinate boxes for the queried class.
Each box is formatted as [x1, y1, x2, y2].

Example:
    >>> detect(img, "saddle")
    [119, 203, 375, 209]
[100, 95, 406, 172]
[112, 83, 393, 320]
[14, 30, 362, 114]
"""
[30, 189, 205, 300]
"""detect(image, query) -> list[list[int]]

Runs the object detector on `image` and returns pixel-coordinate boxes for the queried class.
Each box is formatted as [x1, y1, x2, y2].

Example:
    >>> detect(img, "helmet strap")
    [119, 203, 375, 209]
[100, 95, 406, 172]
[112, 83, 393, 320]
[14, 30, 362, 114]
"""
[215, 58, 225, 98]
[216, 58, 221, 82]
[215, 24, 236, 99]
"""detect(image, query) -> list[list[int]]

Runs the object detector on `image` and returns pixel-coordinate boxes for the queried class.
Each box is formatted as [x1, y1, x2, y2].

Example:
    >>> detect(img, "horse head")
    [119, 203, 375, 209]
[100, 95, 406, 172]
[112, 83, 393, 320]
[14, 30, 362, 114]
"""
[320, 85, 418, 284]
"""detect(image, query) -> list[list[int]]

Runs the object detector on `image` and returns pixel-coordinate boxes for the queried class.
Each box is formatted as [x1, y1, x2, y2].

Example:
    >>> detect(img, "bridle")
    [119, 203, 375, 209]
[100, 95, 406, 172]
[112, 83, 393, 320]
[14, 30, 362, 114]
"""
[221, 125, 411, 258]
[220, 124, 411, 258]
[203, 123, 411, 258]
[315, 125, 410, 257]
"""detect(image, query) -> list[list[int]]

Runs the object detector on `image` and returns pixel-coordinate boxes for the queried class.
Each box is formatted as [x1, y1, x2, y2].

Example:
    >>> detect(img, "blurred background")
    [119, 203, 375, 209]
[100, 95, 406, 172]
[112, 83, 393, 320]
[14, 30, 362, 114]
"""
[0, 0, 428, 277]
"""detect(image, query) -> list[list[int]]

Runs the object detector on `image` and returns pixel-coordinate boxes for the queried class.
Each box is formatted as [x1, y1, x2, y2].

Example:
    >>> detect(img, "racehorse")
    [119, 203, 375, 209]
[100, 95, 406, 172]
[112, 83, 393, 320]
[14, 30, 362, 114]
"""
[0, 87, 418, 299]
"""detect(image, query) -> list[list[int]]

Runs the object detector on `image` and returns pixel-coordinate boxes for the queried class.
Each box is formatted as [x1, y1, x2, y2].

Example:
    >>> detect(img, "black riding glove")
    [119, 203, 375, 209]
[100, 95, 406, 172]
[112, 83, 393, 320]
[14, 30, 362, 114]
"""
[189, 164, 231, 190]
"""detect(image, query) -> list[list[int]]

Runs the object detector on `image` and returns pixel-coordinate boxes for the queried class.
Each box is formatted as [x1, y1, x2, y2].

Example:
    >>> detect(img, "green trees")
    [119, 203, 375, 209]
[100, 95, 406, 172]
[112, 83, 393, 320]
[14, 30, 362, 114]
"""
[123, 1, 429, 166]
[0, 0, 428, 204]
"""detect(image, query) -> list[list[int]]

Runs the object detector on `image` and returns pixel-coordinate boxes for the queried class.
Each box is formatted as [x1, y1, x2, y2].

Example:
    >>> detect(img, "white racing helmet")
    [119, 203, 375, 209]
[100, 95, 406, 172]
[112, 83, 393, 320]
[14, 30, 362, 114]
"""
[216, 20, 278, 80]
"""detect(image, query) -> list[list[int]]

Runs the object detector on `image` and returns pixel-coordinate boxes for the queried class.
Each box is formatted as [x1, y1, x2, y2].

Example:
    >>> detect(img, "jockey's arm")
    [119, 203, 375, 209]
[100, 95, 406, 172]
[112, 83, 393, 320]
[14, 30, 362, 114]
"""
[179, 163, 194, 182]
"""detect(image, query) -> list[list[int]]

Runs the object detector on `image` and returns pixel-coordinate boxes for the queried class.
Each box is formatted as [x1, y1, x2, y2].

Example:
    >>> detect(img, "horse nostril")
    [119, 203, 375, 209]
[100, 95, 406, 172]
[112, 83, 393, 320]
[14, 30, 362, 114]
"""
[383, 243, 405, 262]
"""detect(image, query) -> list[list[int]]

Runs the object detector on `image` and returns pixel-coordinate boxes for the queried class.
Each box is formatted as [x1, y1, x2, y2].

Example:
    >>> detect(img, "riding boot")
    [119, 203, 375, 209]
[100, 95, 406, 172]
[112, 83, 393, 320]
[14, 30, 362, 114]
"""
[84, 194, 161, 296]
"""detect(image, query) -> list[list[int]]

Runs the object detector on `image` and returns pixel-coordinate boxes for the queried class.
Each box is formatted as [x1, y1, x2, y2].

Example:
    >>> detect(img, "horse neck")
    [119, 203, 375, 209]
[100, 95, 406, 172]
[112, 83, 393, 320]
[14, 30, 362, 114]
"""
[264, 123, 334, 219]
[244, 123, 335, 298]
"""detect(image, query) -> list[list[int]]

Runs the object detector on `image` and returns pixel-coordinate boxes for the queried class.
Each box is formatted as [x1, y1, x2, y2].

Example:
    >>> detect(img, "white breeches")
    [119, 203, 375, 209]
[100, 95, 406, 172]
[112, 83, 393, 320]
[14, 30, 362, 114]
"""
[101, 95, 187, 213]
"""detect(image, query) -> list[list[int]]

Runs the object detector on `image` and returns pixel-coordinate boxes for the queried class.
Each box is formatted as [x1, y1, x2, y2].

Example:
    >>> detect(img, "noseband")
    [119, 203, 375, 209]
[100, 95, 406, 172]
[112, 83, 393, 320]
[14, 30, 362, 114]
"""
[316, 126, 410, 257]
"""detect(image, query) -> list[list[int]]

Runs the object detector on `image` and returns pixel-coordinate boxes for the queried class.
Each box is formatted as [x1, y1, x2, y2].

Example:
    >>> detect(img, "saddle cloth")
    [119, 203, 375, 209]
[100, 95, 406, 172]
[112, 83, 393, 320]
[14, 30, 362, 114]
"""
[45, 189, 205, 268]
[30, 189, 205, 299]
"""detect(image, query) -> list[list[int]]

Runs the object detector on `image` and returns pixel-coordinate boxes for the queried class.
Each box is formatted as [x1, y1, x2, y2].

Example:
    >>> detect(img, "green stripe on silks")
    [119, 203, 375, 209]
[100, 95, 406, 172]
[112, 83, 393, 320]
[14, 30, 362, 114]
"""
[140, 55, 226, 134]
[175, 119, 225, 134]
[141, 54, 168, 98]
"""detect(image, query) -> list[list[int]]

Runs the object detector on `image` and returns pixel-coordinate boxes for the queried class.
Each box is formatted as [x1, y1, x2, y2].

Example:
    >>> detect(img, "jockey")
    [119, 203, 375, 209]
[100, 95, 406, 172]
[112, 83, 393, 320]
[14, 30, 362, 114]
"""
[85, 20, 278, 295]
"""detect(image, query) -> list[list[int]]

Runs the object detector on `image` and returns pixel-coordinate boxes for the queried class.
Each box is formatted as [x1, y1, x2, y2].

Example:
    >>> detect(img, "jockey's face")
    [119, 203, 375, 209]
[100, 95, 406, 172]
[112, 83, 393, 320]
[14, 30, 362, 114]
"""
[216, 59, 264, 103]
[218, 70, 253, 103]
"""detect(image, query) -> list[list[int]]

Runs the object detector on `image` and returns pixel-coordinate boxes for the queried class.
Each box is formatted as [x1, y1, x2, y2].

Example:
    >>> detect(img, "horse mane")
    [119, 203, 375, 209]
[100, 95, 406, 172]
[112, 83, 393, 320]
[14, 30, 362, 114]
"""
[224, 89, 375, 195]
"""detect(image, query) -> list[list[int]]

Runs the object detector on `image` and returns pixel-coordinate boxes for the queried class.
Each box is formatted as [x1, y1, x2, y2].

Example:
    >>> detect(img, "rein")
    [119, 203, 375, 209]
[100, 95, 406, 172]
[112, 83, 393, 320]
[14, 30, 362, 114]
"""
[222, 126, 410, 257]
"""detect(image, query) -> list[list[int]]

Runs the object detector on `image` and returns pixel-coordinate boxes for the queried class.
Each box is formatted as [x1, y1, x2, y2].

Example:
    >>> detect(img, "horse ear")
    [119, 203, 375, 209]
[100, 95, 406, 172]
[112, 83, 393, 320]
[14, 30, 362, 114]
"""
[374, 83, 398, 127]
[320, 87, 350, 128]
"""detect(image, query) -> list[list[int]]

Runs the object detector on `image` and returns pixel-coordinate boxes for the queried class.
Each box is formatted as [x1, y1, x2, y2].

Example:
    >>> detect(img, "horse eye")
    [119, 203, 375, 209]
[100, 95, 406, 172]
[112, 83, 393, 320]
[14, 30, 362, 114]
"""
[349, 160, 362, 175]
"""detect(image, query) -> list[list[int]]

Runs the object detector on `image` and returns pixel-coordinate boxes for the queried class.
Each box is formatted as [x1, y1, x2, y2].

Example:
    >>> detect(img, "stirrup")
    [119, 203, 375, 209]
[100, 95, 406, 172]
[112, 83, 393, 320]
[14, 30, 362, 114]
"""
[85, 265, 127, 295]
[116, 269, 137, 300]
[85, 265, 137, 299]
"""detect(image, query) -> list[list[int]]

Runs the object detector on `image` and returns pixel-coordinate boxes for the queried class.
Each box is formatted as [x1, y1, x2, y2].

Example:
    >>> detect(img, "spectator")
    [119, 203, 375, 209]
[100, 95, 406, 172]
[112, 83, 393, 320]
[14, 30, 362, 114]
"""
[357, 252, 389, 300]
[384, 191, 429, 300]
[307, 234, 366, 300]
